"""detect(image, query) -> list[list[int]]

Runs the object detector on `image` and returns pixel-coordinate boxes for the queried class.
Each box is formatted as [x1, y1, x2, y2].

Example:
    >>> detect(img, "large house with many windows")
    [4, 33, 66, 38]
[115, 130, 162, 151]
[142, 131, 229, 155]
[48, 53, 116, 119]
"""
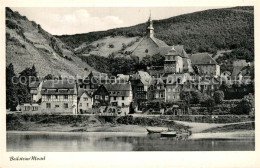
[41, 80, 78, 114]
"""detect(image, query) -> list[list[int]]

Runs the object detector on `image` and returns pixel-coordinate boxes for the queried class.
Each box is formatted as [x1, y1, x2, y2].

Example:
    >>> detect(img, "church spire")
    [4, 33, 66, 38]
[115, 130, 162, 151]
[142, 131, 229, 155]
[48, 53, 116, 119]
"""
[146, 10, 154, 37]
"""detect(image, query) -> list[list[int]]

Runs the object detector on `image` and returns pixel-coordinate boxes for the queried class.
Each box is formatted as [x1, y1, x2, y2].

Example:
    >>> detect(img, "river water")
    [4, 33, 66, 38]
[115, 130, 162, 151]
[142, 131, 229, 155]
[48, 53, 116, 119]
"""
[7, 132, 254, 151]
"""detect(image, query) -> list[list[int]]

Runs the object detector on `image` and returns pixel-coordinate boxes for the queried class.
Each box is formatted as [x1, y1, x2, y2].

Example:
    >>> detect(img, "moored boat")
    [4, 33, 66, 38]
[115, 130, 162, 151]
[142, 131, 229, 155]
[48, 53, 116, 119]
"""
[146, 127, 168, 134]
[160, 131, 177, 137]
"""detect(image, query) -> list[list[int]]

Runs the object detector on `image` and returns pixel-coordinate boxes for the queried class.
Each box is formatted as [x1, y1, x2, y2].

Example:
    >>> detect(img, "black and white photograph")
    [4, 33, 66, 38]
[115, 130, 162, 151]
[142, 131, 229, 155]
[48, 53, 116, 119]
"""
[1, 0, 260, 167]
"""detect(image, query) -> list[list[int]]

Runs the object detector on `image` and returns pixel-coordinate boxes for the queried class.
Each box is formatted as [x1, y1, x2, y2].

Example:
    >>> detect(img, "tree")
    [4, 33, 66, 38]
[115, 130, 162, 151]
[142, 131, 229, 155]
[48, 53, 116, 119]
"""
[180, 91, 192, 114]
[202, 97, 215, 115]
[214, 90, 224, 104]
[6, 63, 18, 111]
[231, 93, 254, 115]
[17, 65, 38, 104]
[121, 43, 127, 51]
[191, 91, 204, 104]
[44, 74, 54, 80]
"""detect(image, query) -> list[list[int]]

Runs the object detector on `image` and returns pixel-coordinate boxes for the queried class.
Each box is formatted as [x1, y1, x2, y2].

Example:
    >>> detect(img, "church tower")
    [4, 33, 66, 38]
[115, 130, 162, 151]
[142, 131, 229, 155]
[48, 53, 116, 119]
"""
[146, 12, 154, 37]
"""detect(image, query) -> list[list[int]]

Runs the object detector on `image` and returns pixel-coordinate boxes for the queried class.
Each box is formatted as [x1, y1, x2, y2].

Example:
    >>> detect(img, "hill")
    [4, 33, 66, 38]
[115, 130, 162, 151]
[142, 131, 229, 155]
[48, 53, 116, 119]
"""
[6, 7, 94, 77]
[75, 36, 140, 57]
[57, 6, 254, 57]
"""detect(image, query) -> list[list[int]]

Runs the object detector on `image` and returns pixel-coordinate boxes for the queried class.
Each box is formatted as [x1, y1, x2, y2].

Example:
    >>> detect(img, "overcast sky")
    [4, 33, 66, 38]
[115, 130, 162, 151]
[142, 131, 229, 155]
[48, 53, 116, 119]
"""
[11, 7, 227, 35]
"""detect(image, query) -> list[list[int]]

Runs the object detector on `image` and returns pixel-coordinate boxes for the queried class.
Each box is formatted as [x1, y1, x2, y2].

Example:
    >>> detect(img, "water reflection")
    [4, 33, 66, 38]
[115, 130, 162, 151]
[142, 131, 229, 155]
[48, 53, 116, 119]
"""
[7, 132, 254, 152]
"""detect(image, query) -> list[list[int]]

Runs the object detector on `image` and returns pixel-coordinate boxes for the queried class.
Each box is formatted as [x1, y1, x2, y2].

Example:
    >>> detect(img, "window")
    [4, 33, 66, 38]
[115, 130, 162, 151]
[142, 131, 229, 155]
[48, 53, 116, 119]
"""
[114, 97, 116, 100]
[87, 103, 89, 107]
[32, 106, 38, 111]
[105, 96, 109, 100]
[83, 98, 88, 101]
[25, 106, 30, 111]
[64, 95, 68, 99]
[55, 95, 58, 99]
[160, 93, 164, 98]
[79, 103, 82, 107]
[55, 105, 59, 108]
[95, 95, 99, 99]
[122, 103, 125, 107]
[46, 103, 51, 108]
[64, 103, 68, 108]
[47, 95, 51, 100]
[122, 96, 124, 100]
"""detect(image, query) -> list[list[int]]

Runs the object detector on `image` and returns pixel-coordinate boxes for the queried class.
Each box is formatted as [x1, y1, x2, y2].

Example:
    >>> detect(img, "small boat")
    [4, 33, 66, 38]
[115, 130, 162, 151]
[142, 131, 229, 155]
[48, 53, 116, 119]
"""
[146, 127, 168, 134]
[161, 131, 177, 137]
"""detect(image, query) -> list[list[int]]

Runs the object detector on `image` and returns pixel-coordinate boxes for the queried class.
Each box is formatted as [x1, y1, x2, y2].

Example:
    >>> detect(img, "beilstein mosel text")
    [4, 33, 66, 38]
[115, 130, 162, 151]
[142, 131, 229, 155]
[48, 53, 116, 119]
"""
[10, 156, 46, 161]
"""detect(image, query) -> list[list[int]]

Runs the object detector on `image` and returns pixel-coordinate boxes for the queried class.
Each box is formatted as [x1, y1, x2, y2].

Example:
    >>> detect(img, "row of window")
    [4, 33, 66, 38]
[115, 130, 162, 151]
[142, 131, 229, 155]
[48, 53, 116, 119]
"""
[44, 95, 73, 99]
[167, 88, 180, 92]
[167, 95, 180, 99]
[46, 103, 68, 108]
[24, 106, 38, 111]
[150, 86, 164, 90]
[94, 95, 125, 100]
[79, 103, 90, 107]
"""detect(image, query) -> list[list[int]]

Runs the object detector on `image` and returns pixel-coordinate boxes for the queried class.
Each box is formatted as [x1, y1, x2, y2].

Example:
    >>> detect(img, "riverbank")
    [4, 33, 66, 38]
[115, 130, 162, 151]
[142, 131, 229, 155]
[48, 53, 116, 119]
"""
[6, 114, 255, 134]
[6, 114, 185, 132]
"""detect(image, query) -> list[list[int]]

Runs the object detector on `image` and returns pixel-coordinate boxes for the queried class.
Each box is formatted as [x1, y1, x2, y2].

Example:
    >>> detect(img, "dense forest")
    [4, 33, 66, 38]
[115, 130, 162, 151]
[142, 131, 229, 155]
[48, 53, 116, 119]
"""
[57, 6, 254, 56]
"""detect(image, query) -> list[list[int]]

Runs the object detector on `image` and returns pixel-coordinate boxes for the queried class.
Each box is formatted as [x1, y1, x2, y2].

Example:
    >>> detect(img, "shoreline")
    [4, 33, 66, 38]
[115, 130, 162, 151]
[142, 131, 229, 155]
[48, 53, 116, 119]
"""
[6, 129, 255, 140]
[6, 114, 255, 136]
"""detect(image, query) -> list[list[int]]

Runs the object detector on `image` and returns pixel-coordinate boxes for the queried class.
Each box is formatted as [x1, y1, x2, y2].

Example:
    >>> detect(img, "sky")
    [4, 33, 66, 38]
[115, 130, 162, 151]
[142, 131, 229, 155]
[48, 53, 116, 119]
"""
[11, 7, 226, 35]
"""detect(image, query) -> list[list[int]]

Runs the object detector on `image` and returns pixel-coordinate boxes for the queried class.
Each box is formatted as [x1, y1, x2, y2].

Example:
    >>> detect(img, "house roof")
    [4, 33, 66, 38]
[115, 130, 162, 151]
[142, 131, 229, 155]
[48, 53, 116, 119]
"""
[41, 80, 76, 95]
[29, 81, 41, 88]
[104, 84, 131, 91]
[221, 71, 231, 76]
[131, 71, 152, 86]
[117, 74, 130, 81]
[189, 53, 218, 65]
[150, 78, 165, 86]
[78, 88, 91, 98]
[42, 80, 75, 89]
[103, 84, 131, 97]
[199, 77, 220, 85]
[150, 36, 168, 47]
[232, 65, 251, 78]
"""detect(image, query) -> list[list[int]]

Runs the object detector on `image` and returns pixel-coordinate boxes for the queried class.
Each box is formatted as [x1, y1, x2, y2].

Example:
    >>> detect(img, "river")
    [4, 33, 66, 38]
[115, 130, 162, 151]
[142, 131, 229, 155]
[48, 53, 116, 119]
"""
[7, 131, 254, 151]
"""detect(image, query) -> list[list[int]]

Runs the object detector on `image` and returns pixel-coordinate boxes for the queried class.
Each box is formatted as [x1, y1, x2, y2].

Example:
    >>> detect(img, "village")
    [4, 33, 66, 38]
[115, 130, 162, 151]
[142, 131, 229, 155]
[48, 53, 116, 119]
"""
[18, 15, 254, 117]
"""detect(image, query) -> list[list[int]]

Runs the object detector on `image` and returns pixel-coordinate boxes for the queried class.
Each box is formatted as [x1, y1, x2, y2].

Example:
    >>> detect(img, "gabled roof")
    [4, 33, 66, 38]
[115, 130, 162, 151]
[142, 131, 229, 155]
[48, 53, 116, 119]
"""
[189, 53, 218, 65]
[103, 84, 131, 97]
[78, 88, 92, 98]
[174, 45, 189, 58]
[29, 81, 41, 88]
[42, 80, 75, 89]
[104, 84, 131, 91]
[150, 78, 164, 86]
[164, 45, 189, 58]
[117, 74, 130, 81]
[150, 36, 168, 47]
[131, 71, 152, 86]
